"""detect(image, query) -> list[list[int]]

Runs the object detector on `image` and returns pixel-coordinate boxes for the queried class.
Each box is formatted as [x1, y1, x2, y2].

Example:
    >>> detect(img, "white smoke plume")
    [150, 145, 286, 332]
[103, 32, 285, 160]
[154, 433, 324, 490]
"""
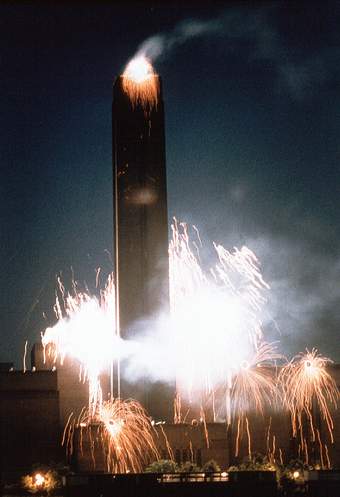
[132, 6, 340, 98]
[136, 17, 224, 62]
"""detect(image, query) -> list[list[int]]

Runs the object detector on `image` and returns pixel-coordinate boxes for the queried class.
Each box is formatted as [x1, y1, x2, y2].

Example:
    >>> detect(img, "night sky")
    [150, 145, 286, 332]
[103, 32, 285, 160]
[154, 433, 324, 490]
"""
[1, 1, 340, 366]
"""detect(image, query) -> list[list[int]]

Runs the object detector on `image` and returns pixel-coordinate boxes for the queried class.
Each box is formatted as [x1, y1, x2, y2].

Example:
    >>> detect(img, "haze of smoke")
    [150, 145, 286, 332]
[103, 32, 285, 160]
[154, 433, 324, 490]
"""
[136, 17, 224, 62]
[134, 6, 340, 98]
[241, 233, 340, 362]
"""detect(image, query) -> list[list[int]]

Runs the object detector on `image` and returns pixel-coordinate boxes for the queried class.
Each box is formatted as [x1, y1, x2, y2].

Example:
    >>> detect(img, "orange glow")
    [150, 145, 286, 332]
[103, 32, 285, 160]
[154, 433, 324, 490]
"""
[65, 398, 158, 473]
[34, 473, 45, 487]
[122, 55, 159, 110]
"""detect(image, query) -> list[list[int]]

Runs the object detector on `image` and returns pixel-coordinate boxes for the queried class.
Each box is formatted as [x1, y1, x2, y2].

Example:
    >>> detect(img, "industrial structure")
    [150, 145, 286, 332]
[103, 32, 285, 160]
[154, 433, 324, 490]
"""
[112, 70, 173, 419]
[0, 62, 340, 486]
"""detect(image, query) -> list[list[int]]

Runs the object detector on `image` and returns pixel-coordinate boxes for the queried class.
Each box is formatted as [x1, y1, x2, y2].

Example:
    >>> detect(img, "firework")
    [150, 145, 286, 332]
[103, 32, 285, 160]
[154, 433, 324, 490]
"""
[38, 217, 340, 469]
[122, 55, 159, 110]
[42, 273, 120, 416]
[169, 219, 274, 419]
[70, 398, 158, 473]
[230, 342, 281, 457]
[279, 348, 339, 466]
[231, 342, 281, 416]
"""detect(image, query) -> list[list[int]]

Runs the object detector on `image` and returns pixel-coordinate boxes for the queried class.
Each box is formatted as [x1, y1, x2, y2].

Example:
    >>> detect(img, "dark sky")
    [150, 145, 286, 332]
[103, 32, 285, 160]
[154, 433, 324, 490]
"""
[1, 1, 339, 366]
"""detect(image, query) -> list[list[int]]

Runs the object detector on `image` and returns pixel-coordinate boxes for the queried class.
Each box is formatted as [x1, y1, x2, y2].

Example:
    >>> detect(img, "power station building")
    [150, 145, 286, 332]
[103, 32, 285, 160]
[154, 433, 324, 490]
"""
[1, 64, 340, 481]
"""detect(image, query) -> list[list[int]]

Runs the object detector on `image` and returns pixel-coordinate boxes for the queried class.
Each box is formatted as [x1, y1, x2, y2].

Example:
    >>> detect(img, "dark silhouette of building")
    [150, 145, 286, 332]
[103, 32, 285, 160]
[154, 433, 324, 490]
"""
[0, 367, 60, 477]
[112, 75, 168, 336]
[112, 74, 173, 419]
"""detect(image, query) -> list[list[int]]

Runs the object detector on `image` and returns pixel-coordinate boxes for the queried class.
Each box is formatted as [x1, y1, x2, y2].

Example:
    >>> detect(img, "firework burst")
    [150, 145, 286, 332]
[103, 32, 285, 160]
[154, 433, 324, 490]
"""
[122, 55, 159, 110]
[69, 398, 158, 473]
[280, 348, 339, 441]
[230, 342, 282, 457]
[42, 273, 120, 416]
[231, 342, 281, 416]
[169, 219, 279, 425]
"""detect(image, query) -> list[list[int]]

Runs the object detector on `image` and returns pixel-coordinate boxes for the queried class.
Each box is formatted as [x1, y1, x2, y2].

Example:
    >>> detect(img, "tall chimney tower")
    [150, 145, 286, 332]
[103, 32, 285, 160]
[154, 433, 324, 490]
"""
[112, 59, 172, 419]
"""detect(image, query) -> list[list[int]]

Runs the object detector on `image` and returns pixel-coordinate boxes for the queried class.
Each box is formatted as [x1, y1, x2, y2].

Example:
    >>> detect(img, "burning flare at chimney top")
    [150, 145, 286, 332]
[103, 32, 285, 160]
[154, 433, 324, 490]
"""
[122, 55, 159, 110]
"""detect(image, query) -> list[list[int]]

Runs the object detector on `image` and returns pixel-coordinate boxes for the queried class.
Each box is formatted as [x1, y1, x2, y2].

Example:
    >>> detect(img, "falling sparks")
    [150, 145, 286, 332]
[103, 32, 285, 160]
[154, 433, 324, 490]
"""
[122, 55, 159, 110]
[38, 218, 339, 470]
[231, 343, 281, 416]
[68, 398, 158, 473]
[42, 273, 120, 416]
[280, 348, 339, 466]
[169, 219, 276, 425]
[231, 343, 281, 457]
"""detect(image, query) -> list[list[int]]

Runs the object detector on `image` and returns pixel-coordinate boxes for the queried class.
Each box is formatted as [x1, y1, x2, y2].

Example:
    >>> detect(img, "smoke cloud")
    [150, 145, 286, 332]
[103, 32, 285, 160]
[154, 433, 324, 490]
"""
[136, 17, 224, 62]
[133, 6, 340, 99]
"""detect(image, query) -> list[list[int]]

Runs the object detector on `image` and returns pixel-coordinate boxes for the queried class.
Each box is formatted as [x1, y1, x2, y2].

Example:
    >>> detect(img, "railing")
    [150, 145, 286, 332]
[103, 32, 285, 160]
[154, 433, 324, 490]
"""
[157, 471, 229, 483]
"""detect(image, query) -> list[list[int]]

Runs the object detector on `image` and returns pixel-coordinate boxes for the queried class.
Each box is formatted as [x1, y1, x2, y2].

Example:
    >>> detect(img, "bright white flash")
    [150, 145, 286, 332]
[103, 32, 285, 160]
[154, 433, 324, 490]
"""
[123, 55, 154, 83]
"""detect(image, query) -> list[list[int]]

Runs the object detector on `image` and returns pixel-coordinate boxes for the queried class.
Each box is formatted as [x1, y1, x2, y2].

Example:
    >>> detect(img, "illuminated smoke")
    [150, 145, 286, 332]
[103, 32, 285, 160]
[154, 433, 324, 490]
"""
[41, 273, 121, 416]
[40, 220, 339, 467]
[135, 18, 223, 62]
[169, 220, 274, 413]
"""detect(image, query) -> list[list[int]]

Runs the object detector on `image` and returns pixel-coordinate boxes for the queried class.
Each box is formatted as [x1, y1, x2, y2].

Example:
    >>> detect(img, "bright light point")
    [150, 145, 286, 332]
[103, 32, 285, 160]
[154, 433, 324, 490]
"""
[107, 418, 124, 437]
[34, 473, 45, 487]
[293, 471, 299, 479]
[122, 55, 159, 110]
[280, 347, 339, 456]
[123, 55, 154, 83]
[241, 360, 250, 370]
[221, 471, 227, 477]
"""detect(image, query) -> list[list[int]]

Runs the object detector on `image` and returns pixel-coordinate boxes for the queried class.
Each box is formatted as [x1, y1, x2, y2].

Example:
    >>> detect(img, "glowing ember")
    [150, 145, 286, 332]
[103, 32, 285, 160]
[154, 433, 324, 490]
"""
[122, 55, 159, 109]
